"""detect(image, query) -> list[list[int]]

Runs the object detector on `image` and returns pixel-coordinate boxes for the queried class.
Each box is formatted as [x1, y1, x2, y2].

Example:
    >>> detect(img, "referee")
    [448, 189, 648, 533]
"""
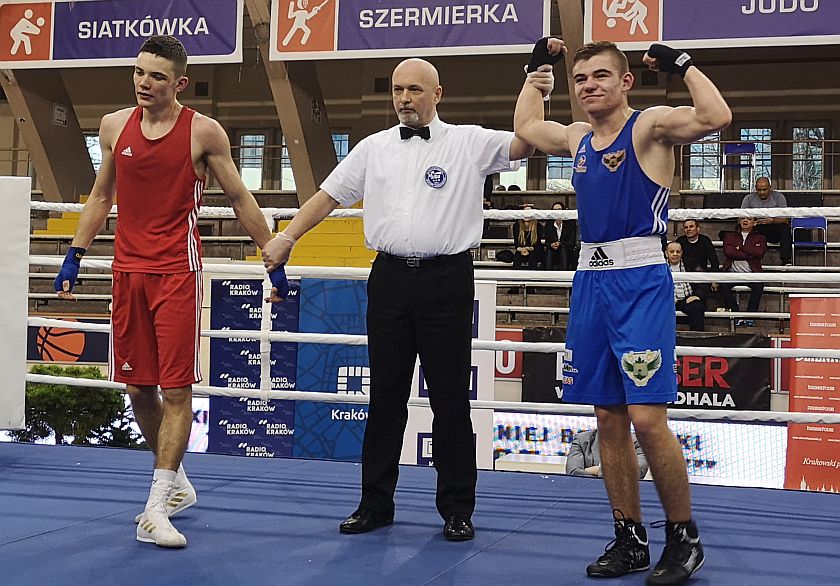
[263, 58, 535, 541]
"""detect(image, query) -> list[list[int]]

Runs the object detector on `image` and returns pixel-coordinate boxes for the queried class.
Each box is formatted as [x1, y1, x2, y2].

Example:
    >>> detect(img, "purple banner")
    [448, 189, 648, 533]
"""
[52, 0, 240, 61]
[337, 0, 545, 51]
[664, 0, 840, 41]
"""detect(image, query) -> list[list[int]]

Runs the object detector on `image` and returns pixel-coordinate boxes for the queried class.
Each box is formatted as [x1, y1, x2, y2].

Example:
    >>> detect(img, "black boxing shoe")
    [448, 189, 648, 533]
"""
[338, 509, 393, 534]
[586, 511, 650, 578]
[646, 519, 704, 585]
[443, 513, 475, 541]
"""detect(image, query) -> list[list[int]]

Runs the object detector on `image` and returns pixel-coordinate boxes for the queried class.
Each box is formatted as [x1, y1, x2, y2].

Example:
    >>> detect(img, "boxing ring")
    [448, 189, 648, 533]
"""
[3, 181, 840, 584]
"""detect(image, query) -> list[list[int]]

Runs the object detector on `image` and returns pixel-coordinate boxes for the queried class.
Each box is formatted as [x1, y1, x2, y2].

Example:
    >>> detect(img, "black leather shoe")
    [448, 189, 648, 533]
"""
[338, 509, 393, 534]
[443, 513, 475, 541]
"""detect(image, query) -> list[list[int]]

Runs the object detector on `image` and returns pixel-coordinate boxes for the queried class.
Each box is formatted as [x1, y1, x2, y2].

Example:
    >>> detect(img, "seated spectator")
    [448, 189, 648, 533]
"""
[513, 203, 543, 270]
[720, 217, 767, 326]
[494, 185, 506, 191]
[567, 429, 649, 480]
[677, 219, 719, 273]
[741, 177, 792, 265]
[507, 184, 522, 191]
[544, 201, 578, 270]
[666, 241, 707, 332]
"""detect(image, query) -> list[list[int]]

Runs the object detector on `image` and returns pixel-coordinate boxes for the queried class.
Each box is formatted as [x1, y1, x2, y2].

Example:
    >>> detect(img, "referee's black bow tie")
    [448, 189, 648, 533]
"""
[400, 126, 431, 140]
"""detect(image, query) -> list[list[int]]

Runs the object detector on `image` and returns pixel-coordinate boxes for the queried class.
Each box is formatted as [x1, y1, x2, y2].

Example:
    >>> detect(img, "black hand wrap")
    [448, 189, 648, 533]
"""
[648, 44, 694, 77]
[527, 37, 563, 73]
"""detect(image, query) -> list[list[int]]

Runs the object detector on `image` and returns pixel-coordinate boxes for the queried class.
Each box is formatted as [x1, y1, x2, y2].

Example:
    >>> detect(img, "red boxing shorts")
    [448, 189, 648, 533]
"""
[110, 270, 203, 388]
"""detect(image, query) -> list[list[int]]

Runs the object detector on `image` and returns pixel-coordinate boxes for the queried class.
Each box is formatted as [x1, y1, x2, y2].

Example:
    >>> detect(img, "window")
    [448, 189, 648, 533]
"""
[280, 136, 295, 191]
[546, 155, 574, 191]
[792, 126, 824, 190]
[85, 134, 102, 173]
[687, 131, 720, 190]
[332, 131, 349, 162]
[739, 127, 772, 189]
[499, 159, 527, 190]
[239, 133, 265, 191]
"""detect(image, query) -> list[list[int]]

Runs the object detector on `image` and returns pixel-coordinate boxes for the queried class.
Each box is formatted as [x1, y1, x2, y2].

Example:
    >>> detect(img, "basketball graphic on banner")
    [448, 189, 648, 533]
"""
[35, 322, 86, 362]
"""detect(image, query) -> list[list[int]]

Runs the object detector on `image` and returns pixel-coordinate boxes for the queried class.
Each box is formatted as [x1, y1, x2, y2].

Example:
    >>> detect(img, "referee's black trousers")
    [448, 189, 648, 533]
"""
[360, 251, 477, 520]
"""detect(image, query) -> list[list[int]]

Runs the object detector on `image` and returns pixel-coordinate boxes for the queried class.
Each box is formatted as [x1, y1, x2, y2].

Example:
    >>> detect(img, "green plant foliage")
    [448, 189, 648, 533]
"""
[11, 364, 145, 448]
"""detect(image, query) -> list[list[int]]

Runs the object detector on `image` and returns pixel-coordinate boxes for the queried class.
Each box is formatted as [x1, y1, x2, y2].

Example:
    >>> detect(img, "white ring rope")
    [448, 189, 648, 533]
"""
[29, 200, 840, 221]
[23, 373, 840, 425]
[27, 256, 840, 284]
[28, 317, 840, 360]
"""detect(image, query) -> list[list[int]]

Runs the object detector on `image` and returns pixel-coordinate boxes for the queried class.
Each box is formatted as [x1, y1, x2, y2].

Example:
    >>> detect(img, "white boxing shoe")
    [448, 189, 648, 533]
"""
[134, 479, 197, 523]
[136, 509, 187, 548]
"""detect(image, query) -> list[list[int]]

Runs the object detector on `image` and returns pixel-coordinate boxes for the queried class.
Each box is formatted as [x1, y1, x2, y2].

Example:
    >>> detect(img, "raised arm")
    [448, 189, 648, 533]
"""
[643, 45, 732, 145]
[514, 37, 589, 157]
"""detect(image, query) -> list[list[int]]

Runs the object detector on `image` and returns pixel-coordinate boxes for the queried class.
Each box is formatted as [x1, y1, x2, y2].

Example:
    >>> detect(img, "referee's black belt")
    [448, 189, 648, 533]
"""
[378, 250, 471, 269]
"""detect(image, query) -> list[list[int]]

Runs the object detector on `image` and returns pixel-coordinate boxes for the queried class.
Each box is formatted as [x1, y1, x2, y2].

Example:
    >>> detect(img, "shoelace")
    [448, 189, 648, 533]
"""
[650, 520, 692, 566]
[597, 510, 642, 565]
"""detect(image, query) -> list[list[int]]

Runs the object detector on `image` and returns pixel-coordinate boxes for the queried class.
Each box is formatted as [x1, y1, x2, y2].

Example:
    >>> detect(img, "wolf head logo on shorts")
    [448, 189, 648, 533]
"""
[621, 349, 662, 387]
[601, 149, 626, 172]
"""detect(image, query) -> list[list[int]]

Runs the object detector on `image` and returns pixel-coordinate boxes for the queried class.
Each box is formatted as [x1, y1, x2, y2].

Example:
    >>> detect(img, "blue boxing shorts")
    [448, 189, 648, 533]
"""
[562, 237, 677, 406]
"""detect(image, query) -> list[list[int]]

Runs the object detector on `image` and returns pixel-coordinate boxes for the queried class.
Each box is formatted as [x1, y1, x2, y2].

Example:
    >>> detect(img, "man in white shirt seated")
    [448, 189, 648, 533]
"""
[741, 177, 792, 265]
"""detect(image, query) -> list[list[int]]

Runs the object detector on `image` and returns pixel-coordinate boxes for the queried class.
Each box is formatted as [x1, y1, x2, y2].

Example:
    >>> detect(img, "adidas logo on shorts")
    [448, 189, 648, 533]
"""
[589, 246, 614, 267]
[121, 362, 133, 371]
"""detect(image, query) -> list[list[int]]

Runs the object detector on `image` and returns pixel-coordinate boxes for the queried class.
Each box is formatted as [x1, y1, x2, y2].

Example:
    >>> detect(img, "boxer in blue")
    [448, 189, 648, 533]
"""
[515, 39, 731, 586]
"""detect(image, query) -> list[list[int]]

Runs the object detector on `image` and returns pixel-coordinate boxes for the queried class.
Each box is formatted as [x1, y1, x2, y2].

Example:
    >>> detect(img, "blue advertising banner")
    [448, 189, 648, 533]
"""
[586, 0, 839, 51]
[296, 279, 369, 394]
[209, 278, 300, 393]
[293, 400, 367, 461]
[207, 396, 295, 458]
[0, 0, 243, 68]
[208, 278, 299, 457]
[271, 0, 551, 61]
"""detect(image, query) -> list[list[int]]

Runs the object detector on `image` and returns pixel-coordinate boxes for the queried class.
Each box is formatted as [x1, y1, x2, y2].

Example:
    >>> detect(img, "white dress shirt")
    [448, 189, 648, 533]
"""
[321, 116, 516, 257]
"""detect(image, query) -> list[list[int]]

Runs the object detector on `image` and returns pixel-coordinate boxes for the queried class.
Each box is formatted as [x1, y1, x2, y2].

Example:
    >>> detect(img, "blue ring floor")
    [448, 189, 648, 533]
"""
[0, 442, 837, 585]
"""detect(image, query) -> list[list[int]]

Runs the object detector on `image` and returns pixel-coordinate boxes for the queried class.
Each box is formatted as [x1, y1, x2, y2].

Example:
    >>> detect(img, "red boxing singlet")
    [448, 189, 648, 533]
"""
[112, 106, 205, 273]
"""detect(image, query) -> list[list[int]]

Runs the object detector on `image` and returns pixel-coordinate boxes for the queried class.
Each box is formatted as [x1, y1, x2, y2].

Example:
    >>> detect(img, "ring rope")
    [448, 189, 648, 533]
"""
[23, 373, 840, 425]
[28, 317, 840, 360]
[29, 201, 840, 221]
[27, 256, 840, 284]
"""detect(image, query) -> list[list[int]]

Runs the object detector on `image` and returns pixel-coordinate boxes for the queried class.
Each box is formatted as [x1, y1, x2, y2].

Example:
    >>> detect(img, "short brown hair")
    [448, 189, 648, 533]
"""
[139, 35, 188, 78]
[574, 41, 629, 74]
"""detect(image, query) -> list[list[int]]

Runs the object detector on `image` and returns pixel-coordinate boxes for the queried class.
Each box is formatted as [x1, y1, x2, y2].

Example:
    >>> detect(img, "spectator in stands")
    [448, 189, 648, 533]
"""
[507, 184, 522, 191]
[677, 219, 719, 272]
[567, 429, 649, 480]
[494, 184, 506, 191]
[720, 217, 767, 326]
[544, 201, 578, 270]
[513, 203, 544, 269]
[666, 241, 707, 331]
[741, 177, 792, 265]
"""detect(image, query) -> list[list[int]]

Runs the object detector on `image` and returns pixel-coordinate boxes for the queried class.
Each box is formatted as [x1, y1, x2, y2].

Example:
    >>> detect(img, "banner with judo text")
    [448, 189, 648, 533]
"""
[585, 0, 839, 51]
[0, 0, 243, 69]
[784, 295, 840, 492]
[271, 0, 550, 61]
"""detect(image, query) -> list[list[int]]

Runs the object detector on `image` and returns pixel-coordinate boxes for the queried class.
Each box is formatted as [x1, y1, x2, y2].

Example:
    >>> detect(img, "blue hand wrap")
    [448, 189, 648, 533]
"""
[268, 264, 290, 300]
[54, 246, 86, 293]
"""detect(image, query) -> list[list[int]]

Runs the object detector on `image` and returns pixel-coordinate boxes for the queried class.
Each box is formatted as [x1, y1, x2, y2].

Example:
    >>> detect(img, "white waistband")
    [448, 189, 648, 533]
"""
[578, 236, 665, 270]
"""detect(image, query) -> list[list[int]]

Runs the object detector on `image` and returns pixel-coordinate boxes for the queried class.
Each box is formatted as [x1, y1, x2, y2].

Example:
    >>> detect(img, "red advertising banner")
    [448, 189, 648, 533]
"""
[495, 328, 522, 379]
[784, 296, 840, 492]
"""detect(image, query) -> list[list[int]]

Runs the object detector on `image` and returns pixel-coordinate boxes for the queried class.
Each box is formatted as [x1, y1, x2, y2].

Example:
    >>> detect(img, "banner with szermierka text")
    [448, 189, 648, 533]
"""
[270, 0, 551, 61]
[0, 0, 243, 68]
[585, 0, 840, 51]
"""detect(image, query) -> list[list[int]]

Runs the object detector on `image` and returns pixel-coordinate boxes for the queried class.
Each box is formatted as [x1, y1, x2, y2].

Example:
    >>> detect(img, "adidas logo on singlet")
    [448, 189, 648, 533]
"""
[121, 146, 133, 156]
[589, 247, 614, 267]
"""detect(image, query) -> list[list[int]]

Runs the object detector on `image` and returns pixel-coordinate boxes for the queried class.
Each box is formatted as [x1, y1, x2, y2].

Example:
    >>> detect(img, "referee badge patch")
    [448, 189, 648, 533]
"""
[425, 166, 447, 188]
[621, 349, 662, 387]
